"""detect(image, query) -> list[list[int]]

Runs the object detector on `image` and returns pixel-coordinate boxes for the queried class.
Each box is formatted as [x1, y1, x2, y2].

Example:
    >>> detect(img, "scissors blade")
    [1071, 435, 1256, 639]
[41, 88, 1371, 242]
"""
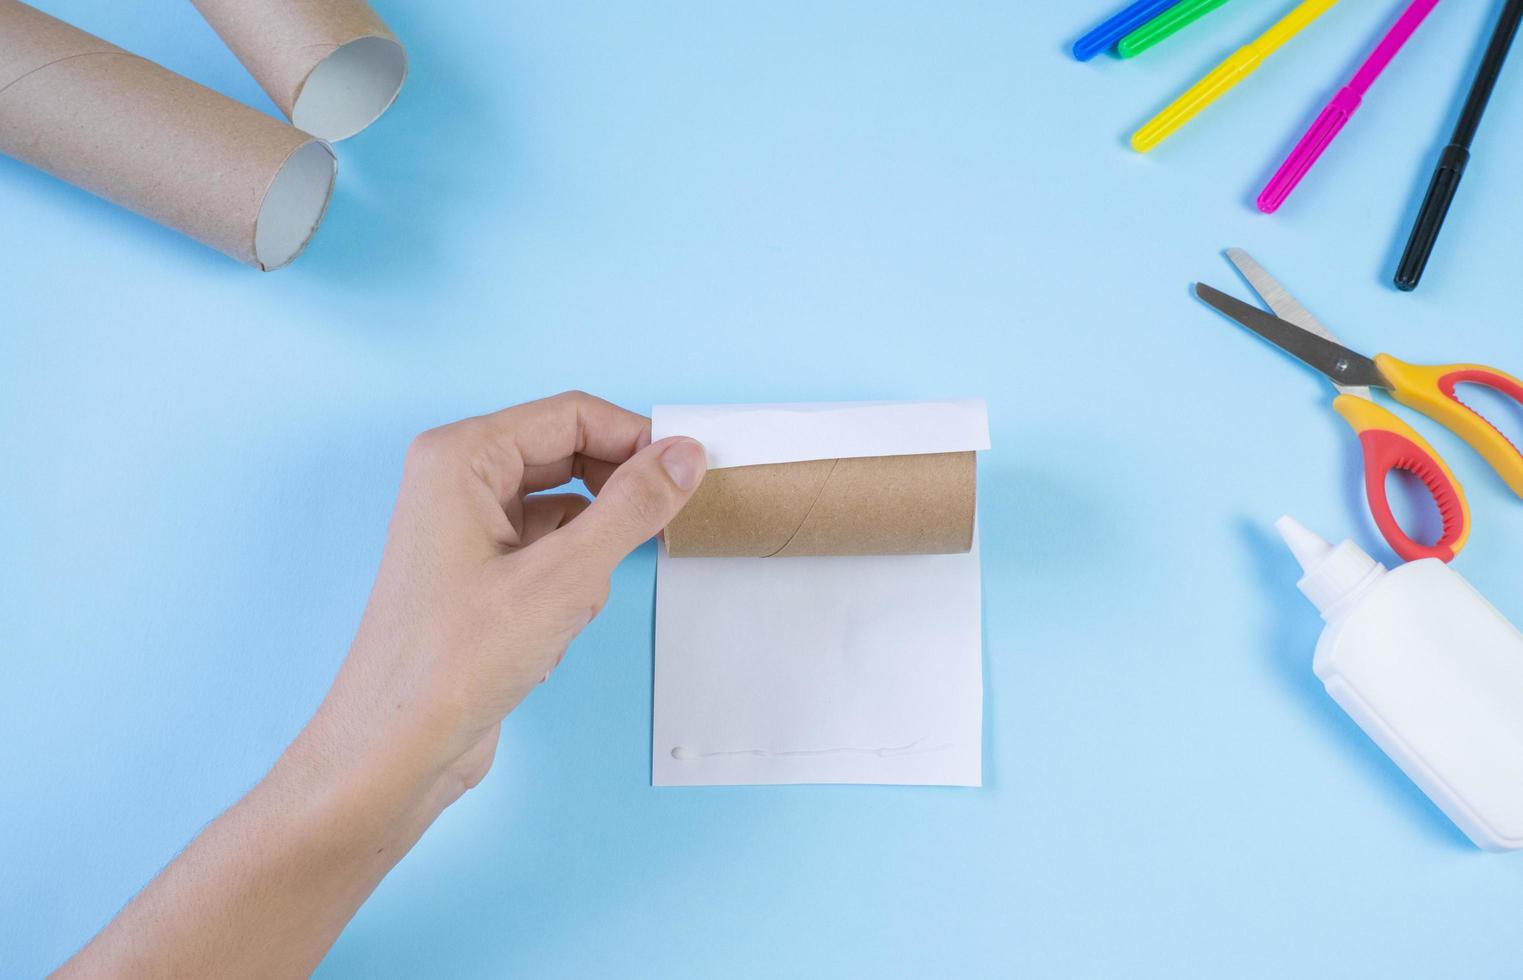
[1224, 248, 1372, 399]
[1225, 248, 1336, 340]
[1194, 283, 1388, 392]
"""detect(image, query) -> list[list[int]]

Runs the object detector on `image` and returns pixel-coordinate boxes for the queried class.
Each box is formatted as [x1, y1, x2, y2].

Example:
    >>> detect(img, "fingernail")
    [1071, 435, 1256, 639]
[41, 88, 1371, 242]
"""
[636, 428, 651, 452]
[659, 438, 706, 492]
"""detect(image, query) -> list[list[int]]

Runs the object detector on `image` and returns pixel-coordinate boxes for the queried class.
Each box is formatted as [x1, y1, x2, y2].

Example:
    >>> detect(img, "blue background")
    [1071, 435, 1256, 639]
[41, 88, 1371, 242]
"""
[5, 1, 1523, 975]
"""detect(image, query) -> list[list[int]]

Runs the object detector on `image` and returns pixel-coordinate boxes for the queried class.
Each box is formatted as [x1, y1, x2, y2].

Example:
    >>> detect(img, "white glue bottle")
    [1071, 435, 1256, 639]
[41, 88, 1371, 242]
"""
[1277, 516, 1523, 850]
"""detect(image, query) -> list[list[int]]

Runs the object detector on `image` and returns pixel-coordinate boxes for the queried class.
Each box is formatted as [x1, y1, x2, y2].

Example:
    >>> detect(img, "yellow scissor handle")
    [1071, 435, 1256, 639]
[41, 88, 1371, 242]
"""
[1376, 354, 1523, 498]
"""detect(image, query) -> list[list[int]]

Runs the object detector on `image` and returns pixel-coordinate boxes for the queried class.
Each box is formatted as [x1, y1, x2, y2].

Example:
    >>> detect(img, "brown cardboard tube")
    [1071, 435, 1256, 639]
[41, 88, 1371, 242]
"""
[665, 452, 977, 558]
[191, 0, 407, 141]
[0, 1, 336, 270]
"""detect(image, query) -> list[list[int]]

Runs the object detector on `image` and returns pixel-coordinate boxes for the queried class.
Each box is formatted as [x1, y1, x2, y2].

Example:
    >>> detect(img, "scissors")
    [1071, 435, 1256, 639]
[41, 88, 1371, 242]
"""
[1195, 248, 1523, 563]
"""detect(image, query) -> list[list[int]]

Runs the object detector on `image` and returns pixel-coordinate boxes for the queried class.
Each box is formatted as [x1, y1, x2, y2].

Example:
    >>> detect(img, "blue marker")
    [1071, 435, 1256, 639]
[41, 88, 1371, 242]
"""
[1073, 0, 1184, 61]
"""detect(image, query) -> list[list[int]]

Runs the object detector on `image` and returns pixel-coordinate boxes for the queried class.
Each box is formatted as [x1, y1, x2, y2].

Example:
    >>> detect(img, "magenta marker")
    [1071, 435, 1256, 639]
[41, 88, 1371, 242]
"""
[1258, 0, 1441, 213]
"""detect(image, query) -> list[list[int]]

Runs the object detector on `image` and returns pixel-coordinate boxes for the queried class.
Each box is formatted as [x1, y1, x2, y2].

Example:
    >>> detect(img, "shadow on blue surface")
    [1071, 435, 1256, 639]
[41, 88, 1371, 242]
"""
[294, 6, 511, 301]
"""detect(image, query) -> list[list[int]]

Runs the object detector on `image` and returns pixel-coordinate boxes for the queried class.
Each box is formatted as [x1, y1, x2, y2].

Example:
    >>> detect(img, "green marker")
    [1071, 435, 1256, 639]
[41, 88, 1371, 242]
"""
[1117, 0, 1236, 58]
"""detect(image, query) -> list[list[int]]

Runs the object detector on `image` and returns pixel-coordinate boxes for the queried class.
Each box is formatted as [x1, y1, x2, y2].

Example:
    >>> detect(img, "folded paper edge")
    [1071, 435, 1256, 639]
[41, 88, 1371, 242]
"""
[652, 399, 990, 470]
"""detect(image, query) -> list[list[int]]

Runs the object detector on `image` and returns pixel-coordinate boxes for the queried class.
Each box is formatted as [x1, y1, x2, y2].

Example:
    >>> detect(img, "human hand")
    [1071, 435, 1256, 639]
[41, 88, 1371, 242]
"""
[57, 392, 707, 980]
[299, 391, 707, 811]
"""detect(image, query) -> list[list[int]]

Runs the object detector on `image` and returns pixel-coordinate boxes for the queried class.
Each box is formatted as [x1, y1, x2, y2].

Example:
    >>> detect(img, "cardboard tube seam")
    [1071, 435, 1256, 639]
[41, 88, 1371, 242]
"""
[0, 49, 120, 100]
[664, 451, 976, 558]
[763, 458, 839, 558]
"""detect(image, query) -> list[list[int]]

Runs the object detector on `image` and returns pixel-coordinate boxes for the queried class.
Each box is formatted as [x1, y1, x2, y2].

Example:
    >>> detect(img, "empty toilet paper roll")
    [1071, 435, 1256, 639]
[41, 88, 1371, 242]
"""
[191, 0, 407, 141]
[0, 1, 336, 270]
[664, 452, 977, 558]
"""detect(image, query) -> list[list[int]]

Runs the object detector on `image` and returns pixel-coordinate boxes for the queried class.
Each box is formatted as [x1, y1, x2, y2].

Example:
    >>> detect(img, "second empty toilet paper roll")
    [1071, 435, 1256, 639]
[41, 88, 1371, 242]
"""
[665, 452, 977, 558]
[192, 0, 407, 141]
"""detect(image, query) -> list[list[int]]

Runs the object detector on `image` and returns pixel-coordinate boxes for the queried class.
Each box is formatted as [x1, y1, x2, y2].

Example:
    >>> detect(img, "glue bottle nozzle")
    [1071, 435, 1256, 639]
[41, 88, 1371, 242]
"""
[1274, 515, 1386, 618]
[1275, 515, 1332, 572]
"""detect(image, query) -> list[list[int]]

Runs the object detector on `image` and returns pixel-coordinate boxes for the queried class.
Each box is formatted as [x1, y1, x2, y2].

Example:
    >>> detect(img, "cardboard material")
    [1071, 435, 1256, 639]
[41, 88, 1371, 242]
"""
[192, 0, 407, 141]
[0, 0, 335, 270]
[665, 451, 976, 558]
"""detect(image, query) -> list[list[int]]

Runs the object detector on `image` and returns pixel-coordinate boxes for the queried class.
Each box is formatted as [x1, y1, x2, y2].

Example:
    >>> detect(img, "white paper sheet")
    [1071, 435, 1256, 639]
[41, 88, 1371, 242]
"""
[651, 399, 989, 470]
[651, 400, 986, 787]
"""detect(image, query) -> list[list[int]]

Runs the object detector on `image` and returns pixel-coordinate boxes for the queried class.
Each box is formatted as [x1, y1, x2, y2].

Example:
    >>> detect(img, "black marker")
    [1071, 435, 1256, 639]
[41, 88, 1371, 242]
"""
[1395, 0, 1523, 291]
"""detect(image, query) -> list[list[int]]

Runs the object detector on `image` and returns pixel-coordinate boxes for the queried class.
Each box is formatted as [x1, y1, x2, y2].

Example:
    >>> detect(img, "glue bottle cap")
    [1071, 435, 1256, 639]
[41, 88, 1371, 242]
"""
[1275, 515, 1387, 618]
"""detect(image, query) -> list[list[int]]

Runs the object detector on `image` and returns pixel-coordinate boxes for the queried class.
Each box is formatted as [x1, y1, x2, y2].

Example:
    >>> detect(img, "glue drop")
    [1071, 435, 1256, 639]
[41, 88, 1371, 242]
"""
[1276, 516, 1523, 850]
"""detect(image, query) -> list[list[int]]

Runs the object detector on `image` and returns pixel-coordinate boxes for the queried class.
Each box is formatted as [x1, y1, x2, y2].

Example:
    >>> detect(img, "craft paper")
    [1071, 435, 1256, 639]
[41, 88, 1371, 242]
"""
[0, 1, 335, 270]
[192, 0, 407, 141]
[651, 400, 987, 787]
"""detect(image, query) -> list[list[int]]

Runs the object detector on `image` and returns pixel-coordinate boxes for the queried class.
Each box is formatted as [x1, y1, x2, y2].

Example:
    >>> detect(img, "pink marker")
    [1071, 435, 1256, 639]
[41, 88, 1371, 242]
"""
[1258, 0, 1441, 213]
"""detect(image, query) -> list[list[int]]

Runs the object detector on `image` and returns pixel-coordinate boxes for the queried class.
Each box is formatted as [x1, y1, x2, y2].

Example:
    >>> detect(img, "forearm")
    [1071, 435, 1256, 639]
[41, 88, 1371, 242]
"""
[57, 715, 458, 979]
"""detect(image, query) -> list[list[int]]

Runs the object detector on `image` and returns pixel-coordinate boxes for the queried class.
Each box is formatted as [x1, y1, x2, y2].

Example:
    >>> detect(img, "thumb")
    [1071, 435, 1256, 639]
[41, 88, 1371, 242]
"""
[550, 436, 707, 571]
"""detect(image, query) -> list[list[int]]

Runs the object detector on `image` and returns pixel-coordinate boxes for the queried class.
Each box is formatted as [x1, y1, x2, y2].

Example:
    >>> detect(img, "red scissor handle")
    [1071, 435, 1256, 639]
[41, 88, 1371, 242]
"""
[1378, 355, 1523, 500]
[1333, 394, 1471, 563]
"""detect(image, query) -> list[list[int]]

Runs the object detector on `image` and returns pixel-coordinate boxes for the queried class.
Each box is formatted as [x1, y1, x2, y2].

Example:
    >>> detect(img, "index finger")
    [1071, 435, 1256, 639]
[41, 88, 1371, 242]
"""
[475, 390, 650, 469]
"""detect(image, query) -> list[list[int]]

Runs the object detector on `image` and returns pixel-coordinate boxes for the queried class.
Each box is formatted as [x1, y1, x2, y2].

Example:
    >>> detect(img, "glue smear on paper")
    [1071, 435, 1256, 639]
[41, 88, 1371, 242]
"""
[670, 736, 951, 761]
[652, 543, 983, 786]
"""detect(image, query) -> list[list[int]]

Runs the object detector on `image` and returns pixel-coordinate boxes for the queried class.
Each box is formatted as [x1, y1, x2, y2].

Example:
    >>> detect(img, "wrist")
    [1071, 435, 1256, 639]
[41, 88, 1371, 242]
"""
[274, 706, 462, 864]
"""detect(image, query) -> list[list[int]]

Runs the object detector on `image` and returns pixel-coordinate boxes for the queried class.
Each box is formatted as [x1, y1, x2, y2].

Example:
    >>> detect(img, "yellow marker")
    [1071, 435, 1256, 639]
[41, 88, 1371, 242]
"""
[1131, 0, 1340, 152]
